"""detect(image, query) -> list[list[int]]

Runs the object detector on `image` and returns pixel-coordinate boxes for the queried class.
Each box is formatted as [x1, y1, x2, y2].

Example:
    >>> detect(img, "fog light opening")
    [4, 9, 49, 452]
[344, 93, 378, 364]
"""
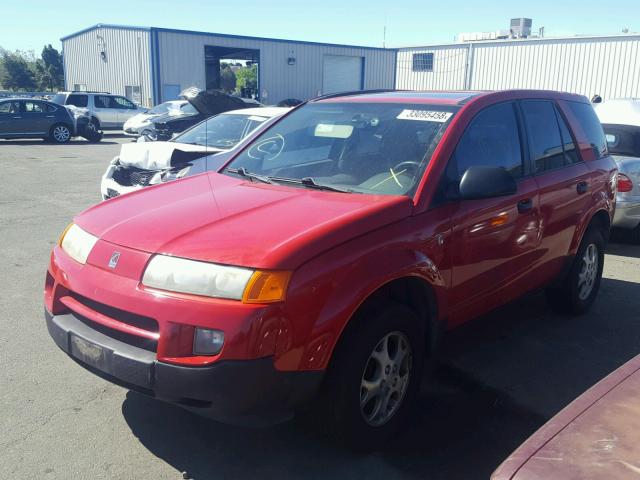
[193, 328, 225, 356]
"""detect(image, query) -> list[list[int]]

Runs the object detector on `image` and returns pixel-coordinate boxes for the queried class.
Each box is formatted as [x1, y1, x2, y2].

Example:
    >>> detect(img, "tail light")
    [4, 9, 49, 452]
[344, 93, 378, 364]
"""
[618, 173, 634, 193]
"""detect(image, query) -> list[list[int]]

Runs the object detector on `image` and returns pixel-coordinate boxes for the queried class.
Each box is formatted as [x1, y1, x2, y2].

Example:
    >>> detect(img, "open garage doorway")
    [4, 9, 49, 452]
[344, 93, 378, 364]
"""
[204, 45, 259, 101]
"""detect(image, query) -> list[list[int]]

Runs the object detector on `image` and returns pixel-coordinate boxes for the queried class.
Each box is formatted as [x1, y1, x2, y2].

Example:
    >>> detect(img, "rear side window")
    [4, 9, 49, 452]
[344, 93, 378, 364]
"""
[556, 111, 580, 164]
[521, 100, 565, 172]
[603, 124, 640, 157]
[94, 96, 112, 108]
[451, 102, 523, 180]
[565, 101, 608, 159]
[66, 94, 88, 108]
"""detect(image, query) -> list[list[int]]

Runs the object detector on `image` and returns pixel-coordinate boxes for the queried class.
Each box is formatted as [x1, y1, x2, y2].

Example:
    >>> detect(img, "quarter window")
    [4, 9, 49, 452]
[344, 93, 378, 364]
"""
[565, 101, 608, 159]
[66, 94, 88, 108]
[450, 102, 523, 181]
[521, 100, 565, 172]
[412, 53, 434, 72]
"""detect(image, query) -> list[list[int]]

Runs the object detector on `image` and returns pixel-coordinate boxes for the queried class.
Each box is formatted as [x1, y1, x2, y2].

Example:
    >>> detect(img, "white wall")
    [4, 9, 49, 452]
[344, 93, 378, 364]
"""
[156, 30, 396, 104]
[63, 27, 153, 106]
[396, 35, 640, 101]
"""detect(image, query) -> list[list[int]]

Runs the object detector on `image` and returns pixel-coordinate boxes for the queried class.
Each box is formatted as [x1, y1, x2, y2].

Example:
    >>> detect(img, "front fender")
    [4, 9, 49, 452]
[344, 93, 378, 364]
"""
[273, 214, 451, 372]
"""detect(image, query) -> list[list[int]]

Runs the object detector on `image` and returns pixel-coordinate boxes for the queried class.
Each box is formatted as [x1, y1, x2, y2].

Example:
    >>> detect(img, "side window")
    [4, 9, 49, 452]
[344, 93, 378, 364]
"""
[66, 94, 88, 108]
[451, 102, 523, 181]
[0, 102, 12, 113]
[45, 103, 58, 113]
[113, 96, 135, 109]
[565, 101, 608, 159]
[521, 100, 565, 172]
[24, 101, 45, 113]
[556, 109, 580, 164]
[94, 96, 112, 108]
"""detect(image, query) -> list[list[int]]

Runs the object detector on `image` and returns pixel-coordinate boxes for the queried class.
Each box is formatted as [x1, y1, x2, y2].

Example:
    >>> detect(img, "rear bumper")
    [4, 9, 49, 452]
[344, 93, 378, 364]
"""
[46, 309, 323, 425]
[613, 199, 640, 229]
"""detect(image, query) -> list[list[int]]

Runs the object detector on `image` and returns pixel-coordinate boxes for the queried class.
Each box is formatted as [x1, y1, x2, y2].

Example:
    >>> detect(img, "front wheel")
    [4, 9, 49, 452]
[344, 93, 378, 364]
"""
[546, 228, 605, 314]
[318, 303, 425, 450]
[49, 124, 71, 143]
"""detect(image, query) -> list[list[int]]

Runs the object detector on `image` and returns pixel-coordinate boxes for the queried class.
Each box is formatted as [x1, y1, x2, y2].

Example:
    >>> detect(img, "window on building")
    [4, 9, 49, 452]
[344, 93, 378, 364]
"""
[450, 102, 523, 180]
[73, 84, 87, 91]
[412, 53, 434, 72]
[124, 86, 142, 105]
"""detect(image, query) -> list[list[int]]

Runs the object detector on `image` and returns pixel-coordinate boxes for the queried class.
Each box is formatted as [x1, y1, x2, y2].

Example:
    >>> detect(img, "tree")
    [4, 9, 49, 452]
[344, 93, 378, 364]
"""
[36, 44, 64, 91]
[220, 66, 236, 93]
[0, 51, 36, 91]
[235, 64, 257, 95]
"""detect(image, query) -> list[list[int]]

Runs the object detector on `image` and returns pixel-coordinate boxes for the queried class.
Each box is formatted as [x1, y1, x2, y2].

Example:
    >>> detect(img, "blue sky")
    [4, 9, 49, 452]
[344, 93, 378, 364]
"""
[1, 0, 638, 53]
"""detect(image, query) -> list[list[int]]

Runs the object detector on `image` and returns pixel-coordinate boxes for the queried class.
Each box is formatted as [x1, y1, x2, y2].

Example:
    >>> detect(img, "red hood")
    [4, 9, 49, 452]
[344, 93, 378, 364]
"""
[76, 173, 413, 270]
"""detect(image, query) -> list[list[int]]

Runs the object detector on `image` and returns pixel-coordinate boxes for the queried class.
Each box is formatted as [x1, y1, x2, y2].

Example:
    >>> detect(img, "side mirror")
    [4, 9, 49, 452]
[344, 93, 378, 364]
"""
[459, 166, 517, 200]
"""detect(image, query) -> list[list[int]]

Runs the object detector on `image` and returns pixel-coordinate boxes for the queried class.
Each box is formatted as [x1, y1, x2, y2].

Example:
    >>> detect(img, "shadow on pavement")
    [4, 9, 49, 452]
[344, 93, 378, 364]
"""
[0, 139, 119, 145]
[121, 254, 640, 480]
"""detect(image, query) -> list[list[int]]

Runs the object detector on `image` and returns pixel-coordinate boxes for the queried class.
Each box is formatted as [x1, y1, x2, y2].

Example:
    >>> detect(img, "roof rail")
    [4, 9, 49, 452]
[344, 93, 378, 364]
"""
[69, 90, 111, 94]
[310, 89, 402, 101]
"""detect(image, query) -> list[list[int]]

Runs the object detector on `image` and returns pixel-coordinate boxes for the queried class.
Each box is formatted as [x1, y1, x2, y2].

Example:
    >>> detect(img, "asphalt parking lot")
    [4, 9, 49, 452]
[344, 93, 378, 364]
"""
[1, 136, 639, 480]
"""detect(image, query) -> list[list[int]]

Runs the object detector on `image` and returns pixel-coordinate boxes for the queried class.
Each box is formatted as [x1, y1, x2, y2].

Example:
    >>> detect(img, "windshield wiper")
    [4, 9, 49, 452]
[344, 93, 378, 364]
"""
[226, 167, 275, 184]
[269, 176, 353, 193]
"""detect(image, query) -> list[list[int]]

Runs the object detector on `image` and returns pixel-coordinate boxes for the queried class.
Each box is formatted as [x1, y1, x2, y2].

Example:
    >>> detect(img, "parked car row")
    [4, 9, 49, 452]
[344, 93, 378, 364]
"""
[45, 89, 620, 451]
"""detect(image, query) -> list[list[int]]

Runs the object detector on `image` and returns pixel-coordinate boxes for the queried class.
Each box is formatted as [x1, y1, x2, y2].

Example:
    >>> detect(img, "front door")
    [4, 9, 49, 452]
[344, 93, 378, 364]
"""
[93, 95, 119, 128]
[446, 101, 542, 326]
[0, 100, 21, 135]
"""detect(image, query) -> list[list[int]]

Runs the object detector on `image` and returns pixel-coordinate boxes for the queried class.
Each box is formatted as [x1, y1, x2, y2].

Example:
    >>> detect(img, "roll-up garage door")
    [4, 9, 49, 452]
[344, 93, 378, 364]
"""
[322, 55, 363, 94]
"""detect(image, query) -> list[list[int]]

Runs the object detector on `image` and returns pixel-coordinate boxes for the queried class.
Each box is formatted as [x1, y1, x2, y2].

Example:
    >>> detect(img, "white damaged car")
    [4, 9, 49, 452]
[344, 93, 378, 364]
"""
[122, 100, 195, 138]
[101, 106, 290, 200]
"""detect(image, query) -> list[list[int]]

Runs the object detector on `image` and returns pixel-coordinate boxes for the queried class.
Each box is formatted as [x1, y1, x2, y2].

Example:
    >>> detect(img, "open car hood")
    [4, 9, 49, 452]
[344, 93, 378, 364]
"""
[180, 87, 250, 117]
[117, 142, 224, 170]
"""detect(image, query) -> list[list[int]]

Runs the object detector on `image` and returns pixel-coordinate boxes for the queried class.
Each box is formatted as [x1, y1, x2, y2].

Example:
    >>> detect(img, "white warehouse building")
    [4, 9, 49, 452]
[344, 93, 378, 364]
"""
[61, 24, 397, 107]
[396, 34, 640, 101]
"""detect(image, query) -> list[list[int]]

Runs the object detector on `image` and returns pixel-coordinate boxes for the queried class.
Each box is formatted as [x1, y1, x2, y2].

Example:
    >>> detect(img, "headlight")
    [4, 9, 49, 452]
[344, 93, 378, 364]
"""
[59, 224, 99, 264]
[142, 255, 291, 303]
[148, 171, 164, 185]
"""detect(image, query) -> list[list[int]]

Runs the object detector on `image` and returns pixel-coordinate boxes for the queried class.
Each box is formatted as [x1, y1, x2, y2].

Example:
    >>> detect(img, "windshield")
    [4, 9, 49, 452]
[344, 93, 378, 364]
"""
[172, 113, 269, 149]
[51, 93, 65, 105]
[224, 102, 458, 196]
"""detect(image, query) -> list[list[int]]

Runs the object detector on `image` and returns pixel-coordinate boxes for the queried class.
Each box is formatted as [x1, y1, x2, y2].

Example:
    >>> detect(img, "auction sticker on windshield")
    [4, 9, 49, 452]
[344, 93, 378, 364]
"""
[396, 110, 452, 122]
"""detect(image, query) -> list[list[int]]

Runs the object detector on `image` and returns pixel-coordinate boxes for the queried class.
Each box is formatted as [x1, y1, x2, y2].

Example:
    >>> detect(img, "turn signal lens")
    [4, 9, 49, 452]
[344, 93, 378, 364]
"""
[618, 173, 634, 193]
[57, 223, 73, 246]
[242, 271, 291, 304]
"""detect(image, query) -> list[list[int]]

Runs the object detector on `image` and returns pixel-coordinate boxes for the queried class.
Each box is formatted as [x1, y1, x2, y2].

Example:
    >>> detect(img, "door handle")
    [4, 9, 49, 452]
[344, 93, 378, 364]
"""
[12, 116, 21, 119]
[46, 115, 55, 118]
[577, 181, 589, 194]
[517, 198, 533, 213]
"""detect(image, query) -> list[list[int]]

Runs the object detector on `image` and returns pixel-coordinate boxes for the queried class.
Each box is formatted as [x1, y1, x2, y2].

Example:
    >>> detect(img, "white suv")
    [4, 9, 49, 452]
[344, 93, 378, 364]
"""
[51, 91, 147, 130]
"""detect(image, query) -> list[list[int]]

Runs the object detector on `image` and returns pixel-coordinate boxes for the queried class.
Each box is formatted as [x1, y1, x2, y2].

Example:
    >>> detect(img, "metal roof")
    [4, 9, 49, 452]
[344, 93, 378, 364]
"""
[60, 23, 394, 52]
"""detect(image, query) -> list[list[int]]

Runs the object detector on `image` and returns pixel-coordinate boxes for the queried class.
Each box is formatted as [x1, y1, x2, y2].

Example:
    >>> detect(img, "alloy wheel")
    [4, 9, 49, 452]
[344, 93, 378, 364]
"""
[53, 126, 70, 143]
[360, 331, 412, 427]
[577, 243, 599, 300]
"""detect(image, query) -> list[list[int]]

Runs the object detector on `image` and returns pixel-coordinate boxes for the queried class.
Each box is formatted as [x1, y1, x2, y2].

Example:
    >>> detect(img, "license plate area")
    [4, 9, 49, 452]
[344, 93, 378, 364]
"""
[70, 334, 109, 371]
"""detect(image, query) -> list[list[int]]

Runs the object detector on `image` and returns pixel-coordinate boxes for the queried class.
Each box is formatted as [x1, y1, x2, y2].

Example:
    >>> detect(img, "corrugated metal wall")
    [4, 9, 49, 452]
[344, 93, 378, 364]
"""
[396, 35, 640, 100]
[157, 30, 396, 104]
[62, 27, 154, 106]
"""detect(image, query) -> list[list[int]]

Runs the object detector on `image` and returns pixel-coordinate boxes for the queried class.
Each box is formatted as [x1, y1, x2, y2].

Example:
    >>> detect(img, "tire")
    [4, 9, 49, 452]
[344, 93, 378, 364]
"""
[48, 124, 71, 144]
[630, 224, 640, 244]
[89, 117, 100, 131]
[546, 227, 605, 315]
[317, 303, 425, 451]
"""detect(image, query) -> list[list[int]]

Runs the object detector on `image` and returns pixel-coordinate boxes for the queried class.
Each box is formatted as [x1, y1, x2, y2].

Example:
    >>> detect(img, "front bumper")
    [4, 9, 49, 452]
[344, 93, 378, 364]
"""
[46, 309, 322, 425]
[613, 199, 640, 230]
[100, 175, 144, 200]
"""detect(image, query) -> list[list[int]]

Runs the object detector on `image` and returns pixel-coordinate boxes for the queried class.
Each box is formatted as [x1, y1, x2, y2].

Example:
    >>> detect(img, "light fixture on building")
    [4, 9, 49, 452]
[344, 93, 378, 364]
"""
[287, 50, 296, 65]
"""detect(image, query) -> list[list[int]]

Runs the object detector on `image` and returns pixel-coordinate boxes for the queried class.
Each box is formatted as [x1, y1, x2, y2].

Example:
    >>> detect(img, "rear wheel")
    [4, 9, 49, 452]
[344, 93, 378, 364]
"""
[546, 227, 605, 314]
[317, 303, 425, 451]
[49, 124, 71, 143]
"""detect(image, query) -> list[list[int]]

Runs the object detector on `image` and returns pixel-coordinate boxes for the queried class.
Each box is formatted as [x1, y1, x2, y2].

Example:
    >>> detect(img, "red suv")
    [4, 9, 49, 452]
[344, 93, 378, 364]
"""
[45, 90, 616, 448]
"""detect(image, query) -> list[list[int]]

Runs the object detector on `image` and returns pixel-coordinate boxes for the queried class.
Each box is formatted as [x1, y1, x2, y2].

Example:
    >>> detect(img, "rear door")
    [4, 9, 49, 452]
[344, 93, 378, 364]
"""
[22, 100, 50, 134]
[520, 99, 592, 280]
[447, 101, 541, 326]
